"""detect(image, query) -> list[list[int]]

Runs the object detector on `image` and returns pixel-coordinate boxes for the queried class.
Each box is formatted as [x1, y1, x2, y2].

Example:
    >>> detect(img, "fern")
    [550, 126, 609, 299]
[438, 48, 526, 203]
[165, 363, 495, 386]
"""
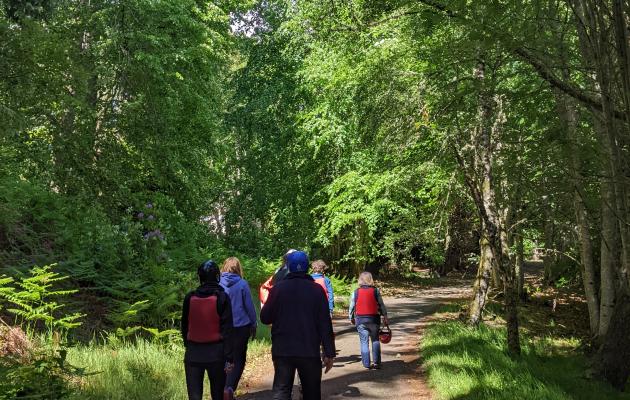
[0, 264, 84, 337]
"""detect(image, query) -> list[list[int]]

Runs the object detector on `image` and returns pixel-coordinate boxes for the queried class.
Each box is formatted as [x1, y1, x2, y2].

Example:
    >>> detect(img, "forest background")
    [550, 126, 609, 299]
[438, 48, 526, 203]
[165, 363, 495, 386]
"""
[1, 0, 630, 398]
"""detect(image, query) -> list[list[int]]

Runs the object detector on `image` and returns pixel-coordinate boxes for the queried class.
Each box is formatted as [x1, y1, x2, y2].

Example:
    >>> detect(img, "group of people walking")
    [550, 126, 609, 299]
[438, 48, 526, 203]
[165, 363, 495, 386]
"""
[180, 250, 389, 400]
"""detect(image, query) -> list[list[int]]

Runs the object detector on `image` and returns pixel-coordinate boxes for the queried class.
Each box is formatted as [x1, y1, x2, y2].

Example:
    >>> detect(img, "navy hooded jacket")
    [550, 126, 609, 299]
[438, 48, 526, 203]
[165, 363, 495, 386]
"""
[220, 272, 258, 328]
[260, 273, 335, 359]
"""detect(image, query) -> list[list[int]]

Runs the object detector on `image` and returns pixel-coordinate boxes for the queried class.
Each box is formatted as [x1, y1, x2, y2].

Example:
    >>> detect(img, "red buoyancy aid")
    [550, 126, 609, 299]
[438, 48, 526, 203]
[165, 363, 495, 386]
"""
[314, 277, 329, 299]
[187, 295, 222, 343]
[259, 275, 273, 306]
[355, 287, 379, 316]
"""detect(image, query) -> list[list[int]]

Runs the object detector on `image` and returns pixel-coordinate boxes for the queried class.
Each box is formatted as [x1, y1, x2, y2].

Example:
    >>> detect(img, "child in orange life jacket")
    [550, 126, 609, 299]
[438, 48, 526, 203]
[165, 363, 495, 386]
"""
[348, 271, 389, 369]
[310, 260, 334, 316]
[181, 260, 234, 400]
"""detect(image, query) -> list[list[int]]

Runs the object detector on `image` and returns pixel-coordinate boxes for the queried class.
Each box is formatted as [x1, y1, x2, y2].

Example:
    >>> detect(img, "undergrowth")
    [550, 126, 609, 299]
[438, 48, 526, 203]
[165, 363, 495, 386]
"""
[67, 338, 271, 399]
[422, 320, 630, 400]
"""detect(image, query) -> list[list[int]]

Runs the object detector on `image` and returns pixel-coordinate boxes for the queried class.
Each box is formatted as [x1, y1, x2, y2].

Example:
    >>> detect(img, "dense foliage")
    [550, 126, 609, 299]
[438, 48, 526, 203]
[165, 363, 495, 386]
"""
[2, 0, 630, 396]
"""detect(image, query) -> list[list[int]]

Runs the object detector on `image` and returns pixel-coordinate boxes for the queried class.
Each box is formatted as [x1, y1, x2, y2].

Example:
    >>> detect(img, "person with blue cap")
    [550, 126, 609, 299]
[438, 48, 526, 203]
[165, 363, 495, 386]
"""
[260, 250, 335, 400]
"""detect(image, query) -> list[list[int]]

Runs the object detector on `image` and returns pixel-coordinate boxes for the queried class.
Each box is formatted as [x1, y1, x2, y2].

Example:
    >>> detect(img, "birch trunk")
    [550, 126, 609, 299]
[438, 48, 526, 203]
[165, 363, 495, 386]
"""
[469, 232, 493, 325]
[555, 89, 600, 336]
[468, 59, 520, 354]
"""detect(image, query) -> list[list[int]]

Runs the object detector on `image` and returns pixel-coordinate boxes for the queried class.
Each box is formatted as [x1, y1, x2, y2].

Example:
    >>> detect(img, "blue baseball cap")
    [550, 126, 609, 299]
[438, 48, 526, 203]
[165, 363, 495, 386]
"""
[286, 251, 309, 273]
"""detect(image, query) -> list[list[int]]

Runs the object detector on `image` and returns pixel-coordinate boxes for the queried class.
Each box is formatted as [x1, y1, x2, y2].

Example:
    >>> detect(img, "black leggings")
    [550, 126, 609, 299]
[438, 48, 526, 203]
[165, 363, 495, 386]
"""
[184, 362, 225, 400]
[226, 325, 251, 391]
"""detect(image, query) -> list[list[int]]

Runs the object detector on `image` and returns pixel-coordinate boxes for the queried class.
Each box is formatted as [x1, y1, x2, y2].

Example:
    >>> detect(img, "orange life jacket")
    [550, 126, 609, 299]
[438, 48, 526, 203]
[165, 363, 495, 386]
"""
[314, 277, 329, 299]
[355, 287, 379, 316]
[187, 295, 221, 343]
[259, 275, 273, 306]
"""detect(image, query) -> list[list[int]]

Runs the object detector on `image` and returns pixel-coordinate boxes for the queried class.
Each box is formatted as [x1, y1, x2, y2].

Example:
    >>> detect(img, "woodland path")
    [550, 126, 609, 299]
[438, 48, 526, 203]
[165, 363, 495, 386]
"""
[239, 278, 470, 400]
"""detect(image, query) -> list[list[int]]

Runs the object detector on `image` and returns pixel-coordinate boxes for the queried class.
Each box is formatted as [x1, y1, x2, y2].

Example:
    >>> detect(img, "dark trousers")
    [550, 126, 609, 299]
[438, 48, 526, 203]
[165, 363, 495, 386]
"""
[272, 356, 322, 400]
[184, 362, 225, 400]
[226, 325, 251, 391]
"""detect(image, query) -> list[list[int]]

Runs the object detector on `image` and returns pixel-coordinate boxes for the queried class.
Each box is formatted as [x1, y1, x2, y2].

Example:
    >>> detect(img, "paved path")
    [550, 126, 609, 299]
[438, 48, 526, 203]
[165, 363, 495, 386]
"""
[240, 282, 468, 399]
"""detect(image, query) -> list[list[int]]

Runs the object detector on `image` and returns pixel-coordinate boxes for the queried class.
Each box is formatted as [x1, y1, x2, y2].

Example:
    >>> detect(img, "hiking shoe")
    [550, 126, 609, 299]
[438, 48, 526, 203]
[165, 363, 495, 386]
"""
[223, 387, 234, 400]
[370, 363, 381, 370]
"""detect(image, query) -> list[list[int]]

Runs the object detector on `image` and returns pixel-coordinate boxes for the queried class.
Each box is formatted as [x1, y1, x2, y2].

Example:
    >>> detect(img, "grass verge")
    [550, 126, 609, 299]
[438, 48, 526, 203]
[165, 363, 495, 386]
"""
[67, 338, 271, 399]
[421, 320, 630, 400]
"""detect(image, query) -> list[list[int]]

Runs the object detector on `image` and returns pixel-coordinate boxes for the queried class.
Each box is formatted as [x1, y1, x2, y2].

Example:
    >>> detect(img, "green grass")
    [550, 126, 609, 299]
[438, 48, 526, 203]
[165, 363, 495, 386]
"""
[67, 340, 187, 400]
[422, 321, 630, 400]
[67, 338, 271, 400]
[65, 271, 273, 399]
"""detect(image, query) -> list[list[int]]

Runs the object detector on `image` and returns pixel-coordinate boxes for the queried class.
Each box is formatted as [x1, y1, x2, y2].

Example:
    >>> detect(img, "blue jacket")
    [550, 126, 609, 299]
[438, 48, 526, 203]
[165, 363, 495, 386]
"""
[220, 272, 257, 328]
[260, 273, 335, 359]
[310, 273, 334, 313]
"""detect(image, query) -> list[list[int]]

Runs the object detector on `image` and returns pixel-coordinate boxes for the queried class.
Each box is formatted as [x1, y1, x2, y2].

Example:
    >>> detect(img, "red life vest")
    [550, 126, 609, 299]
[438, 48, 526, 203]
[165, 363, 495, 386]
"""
[314, 277, 329, 299]
[259, 275, 274, 306]
[355, 287, 379, 316]
[187, 295, 222, 343]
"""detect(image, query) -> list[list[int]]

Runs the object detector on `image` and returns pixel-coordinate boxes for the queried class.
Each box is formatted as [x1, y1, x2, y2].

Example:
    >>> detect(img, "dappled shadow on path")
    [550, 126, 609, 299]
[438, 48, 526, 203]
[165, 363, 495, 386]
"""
[239, 296, 440, 399]
[238, 359, 419, 399]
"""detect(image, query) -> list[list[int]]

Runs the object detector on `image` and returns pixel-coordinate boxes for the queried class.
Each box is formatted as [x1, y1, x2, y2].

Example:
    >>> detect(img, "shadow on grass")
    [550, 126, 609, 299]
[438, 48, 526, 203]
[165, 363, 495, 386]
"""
[422, 322, 630, 400]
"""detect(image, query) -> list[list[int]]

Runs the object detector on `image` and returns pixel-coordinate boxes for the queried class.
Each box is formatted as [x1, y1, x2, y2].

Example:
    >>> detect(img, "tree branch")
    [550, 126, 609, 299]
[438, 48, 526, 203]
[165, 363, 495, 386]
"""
[417, 0, 627, 120]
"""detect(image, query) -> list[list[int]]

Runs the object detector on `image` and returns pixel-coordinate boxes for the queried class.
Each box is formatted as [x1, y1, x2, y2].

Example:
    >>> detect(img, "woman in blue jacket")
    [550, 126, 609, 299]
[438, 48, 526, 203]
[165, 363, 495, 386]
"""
[220, 257, 258, 399]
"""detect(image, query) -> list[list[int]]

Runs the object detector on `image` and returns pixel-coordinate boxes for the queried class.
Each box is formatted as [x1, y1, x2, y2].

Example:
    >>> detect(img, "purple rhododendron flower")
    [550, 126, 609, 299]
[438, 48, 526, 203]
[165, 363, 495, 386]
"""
[147, 215, 155, 221]
[143, 229, 165, 241]
[146, 203, 153, 209]
[137, 212, 144, 219]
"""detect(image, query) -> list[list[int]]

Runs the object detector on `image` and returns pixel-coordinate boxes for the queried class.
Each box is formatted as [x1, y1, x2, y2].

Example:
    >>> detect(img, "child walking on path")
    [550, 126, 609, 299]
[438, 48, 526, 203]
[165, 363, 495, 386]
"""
[181, 260, 234, 400]
[220, 257, 258, 399]
[310, 260, 334, 316]
[348, 271, 389, 369]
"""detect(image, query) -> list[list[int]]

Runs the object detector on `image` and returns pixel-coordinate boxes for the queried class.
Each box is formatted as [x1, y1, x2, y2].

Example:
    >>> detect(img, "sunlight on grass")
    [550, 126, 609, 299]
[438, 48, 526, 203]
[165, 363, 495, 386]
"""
[422, 321, 630, 400]
[67, 337, 271, 400]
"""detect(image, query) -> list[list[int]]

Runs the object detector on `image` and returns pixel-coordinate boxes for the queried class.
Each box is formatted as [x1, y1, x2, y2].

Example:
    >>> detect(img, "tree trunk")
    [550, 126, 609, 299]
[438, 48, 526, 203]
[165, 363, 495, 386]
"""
[469, 232, 493, 325]
[594, 291, 630, 390]
[575, 184, 599, 337]
[472, 59, 520, 355]
[499, 218, 521, 355]
[555, 89, 600, 336]
[599, 177, 618, 338]
[515, 232, 525, 300]
[542, 195, 555, 284]
[571, 0, 630, 384]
